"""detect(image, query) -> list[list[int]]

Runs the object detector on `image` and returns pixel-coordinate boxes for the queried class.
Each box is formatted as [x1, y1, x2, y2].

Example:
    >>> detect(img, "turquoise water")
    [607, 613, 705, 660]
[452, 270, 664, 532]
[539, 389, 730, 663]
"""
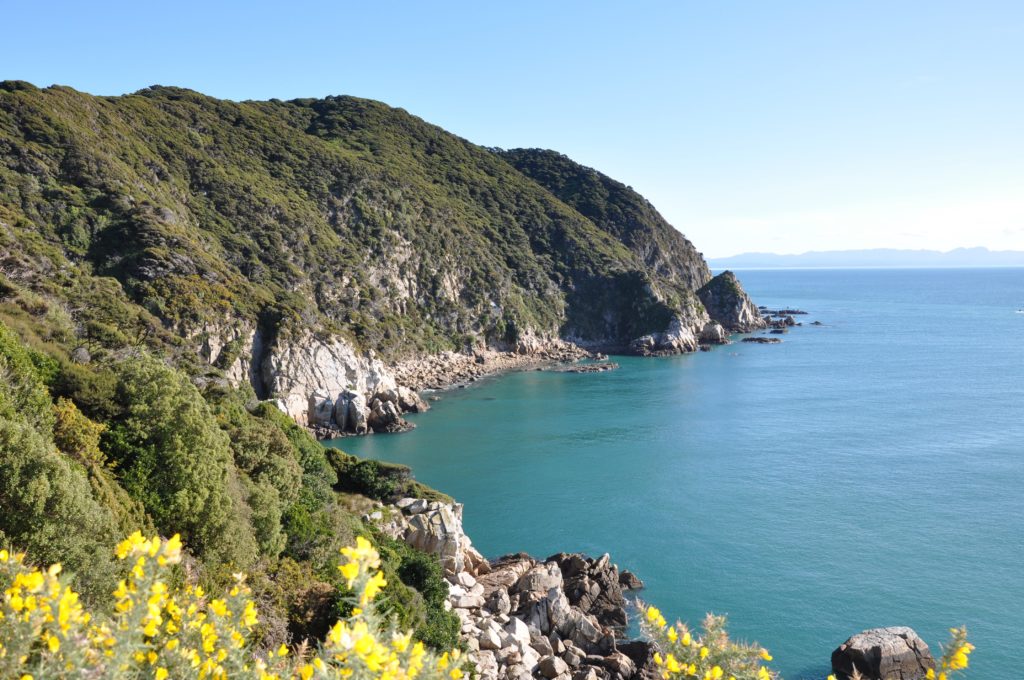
[332, 268, 1024, 679]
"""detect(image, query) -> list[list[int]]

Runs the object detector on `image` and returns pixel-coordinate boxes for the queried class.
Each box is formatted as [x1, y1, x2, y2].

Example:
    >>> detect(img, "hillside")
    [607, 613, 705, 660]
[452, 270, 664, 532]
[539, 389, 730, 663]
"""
[0, 81, 761, 433]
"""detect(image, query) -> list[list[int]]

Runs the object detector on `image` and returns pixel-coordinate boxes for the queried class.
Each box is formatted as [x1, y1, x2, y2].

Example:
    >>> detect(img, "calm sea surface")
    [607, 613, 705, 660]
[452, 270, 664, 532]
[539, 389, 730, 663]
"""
[331, 268, 1024, 679]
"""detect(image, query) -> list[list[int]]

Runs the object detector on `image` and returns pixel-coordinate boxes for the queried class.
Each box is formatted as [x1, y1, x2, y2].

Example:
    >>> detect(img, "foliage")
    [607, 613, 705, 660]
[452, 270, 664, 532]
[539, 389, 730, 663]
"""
[0, 82, 714, 360]
[51, 397, 107, 467]
[328, 451, 451, 504]
[102, 356, 259, 569]
[370, 532, 460, 651]
[0, 532, 467, 680]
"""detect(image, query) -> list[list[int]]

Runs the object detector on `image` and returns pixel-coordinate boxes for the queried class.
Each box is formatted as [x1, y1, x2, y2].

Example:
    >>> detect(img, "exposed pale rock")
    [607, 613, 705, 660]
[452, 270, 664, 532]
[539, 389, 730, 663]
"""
[539, 656, 570, 679]
[697, 271, 767, 332]
[831, 627, 935, 680]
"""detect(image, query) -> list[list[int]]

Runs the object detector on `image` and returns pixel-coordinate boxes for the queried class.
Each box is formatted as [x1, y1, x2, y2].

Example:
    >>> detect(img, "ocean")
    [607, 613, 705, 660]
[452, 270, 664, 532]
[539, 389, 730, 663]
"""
[331, 268, 1024, 679]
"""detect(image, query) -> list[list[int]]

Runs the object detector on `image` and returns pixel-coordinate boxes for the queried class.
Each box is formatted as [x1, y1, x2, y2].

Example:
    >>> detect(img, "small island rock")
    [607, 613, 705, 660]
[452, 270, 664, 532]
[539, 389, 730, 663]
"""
[831, 627, 935, 680]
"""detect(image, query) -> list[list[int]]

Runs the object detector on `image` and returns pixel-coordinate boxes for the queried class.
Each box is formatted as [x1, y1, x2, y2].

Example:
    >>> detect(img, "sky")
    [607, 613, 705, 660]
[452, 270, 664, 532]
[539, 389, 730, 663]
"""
[3, 1, 1023, 257]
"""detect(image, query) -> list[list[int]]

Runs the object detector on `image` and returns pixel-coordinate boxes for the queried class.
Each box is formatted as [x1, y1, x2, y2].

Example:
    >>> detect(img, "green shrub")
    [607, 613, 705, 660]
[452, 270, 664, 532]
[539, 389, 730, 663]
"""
[103, 356, 259, 568]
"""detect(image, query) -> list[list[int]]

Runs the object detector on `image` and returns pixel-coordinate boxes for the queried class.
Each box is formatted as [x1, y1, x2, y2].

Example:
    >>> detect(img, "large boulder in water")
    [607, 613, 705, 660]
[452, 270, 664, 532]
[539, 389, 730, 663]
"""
[831, 627, 936, 680]
[697, 271, 766, 332]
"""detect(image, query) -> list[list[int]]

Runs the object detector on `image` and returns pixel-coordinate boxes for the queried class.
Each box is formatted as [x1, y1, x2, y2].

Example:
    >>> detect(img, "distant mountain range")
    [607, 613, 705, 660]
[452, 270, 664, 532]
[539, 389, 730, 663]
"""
[708, 247, 1024, 269]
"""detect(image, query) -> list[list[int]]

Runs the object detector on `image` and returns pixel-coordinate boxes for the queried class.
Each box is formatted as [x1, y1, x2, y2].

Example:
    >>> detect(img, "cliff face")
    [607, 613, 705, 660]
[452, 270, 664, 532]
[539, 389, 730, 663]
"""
[0, 81, 761, 431]
[696, 271, 766, 332]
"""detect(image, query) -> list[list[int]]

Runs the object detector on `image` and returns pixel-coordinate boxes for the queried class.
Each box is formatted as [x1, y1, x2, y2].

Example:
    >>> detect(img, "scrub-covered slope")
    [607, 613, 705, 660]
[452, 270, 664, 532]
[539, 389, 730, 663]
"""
[0, 80, 759, 430]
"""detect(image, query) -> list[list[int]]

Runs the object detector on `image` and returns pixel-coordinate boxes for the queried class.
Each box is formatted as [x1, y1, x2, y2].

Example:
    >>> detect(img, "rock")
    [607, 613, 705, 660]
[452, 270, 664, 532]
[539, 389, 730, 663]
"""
[516, 563, 563, 594]
[617, 641, 659, 680]
[308, 390, 335, 426]
[601, 652, 636, 678]
[741, 336, 781, 344]
[452, 593, 486, 609]
[479, 627, 503, 651]
[697, 271, 767, 332]
[699, 321, 728, 344]
[403, 502, 472, 575]
[831, 627, 936, 680]
[548, 553, 627, 629]
[475, 651, 499, 680]
[70, 346, 91, 364]
[262, 333, 395, 429]
[572, 669, 599, 680]
[505, 617, 532, 648]
[555, 362, 619, 374]
[397, 385, 430, 413]
[486, 588, 512, 616]
[368, 396, 412, 433]
[457, 571, 478, 589]
[562, 646, 584, 667]
[539, 656, 570, 679]
[618, 570, 644, 590]
[531, 632, 554, 657]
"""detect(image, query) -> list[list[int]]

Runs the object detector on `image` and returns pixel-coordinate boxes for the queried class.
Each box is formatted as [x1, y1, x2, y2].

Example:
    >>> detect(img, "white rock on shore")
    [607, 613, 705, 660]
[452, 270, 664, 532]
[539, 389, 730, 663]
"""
[367, 498, 656, 680]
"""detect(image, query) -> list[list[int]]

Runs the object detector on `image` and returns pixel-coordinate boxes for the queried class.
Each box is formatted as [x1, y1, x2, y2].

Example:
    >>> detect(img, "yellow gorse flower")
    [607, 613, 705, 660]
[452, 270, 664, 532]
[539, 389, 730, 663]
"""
[0, 532, 459, 680]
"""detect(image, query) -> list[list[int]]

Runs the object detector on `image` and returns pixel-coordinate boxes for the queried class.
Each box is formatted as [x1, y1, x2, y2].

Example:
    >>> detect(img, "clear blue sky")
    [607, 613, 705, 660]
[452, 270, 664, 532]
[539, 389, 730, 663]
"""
[4, 1, 1023, 257]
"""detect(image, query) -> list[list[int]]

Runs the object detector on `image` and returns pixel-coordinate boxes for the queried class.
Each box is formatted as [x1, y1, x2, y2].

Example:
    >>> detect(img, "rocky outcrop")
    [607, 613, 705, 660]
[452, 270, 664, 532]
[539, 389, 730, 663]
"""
[368, 498, 648, 680]
[629, 315, 703, 356]
[259, 333, 421, 435]
[831, 627, 936, 680]
[697, 271, 766, 332]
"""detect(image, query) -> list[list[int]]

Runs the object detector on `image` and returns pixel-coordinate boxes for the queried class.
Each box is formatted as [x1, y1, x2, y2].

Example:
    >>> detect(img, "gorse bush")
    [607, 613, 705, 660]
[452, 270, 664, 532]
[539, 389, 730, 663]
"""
[640, 605, 972, 680]
[0, 533, 466, 680]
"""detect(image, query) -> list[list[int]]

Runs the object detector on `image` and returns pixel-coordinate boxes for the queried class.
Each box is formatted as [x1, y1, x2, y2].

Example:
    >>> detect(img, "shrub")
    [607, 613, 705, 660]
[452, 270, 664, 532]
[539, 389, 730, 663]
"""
[103, 357, 259, 568]
[0, 532, 467, 680]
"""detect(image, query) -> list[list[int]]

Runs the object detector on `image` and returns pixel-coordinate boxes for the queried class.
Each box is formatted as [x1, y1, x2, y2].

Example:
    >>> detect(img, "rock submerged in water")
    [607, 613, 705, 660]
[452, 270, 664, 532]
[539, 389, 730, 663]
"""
[741, 336, 782, 344]
[831, 627, 936, 680]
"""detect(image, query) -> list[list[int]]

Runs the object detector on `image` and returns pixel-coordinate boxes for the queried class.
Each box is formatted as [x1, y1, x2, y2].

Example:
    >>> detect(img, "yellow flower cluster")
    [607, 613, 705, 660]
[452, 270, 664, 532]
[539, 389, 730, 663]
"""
[645, 607, 772, 680]
[0, 534, 464, 680]
[924, 627, 974, 680]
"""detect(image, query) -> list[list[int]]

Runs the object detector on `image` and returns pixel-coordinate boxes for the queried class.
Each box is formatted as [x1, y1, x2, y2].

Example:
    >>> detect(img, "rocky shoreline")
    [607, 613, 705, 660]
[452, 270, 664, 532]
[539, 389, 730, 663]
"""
[366, 495, 939, 680]
[366, 498, 657, 680]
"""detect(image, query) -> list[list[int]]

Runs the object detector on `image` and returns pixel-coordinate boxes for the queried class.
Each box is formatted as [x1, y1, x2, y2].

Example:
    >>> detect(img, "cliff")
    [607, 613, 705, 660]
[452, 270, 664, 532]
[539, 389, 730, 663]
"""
[0, 80, 761, 433]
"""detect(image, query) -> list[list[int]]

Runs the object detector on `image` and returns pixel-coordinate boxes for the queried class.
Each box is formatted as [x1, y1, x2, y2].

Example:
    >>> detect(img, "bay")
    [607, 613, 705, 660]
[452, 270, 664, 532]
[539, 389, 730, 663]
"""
[331, 268, 1024, 679]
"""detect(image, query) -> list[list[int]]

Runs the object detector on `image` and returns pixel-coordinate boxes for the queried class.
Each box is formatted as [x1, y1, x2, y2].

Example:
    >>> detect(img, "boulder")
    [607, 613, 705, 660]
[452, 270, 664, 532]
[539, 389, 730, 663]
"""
[699, 321, 728, 344]
[516, 563, 564, 594]
[397, 385, 430, 413]
[831, 627, 936, 680]
[505, 617, 532, 648]
[618, 570, 644, 590]
[601, 652, 636, 678]
[486, 588, 512, 616]
[479, 627, 503, 651]
[403, 503, 468, 575]
[539, 656, 570, 679]
[368, 396, 411, 432]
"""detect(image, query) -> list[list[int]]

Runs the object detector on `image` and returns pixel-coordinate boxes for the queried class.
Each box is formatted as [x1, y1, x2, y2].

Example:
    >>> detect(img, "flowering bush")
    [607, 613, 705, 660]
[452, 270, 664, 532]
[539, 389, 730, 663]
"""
[0, 533, 464, 680]
[641, 605, 972, 680]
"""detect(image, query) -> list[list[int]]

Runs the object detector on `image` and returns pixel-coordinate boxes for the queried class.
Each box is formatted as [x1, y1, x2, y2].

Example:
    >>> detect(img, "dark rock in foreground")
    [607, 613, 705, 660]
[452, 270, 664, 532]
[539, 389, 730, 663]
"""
[831, 627, 935, 680]
[742, 337, 782, 344]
